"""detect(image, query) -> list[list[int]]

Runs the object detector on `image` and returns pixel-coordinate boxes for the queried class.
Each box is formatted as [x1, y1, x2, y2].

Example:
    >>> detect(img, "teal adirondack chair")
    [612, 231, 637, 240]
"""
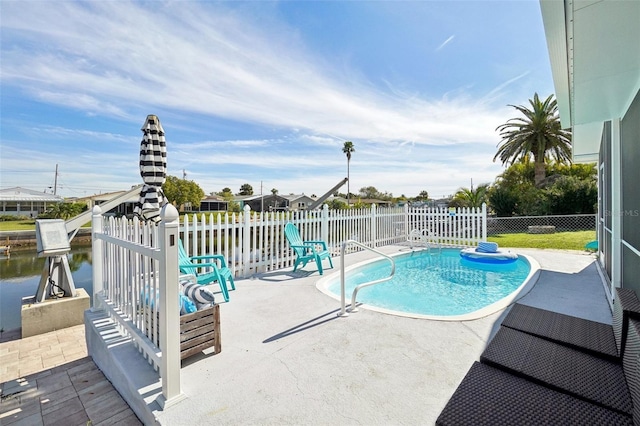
[284, 223, 333, 275]
[178, 240, 235, 302]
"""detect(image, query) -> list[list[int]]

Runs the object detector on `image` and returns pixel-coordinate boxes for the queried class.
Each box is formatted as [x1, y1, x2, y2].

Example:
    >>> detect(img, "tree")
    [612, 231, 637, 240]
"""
[342, 141, 355, 205]
[359, 186, 381, 199]
[217, 187, 239, 212]
[358, 186, 393, 201]
[238, 183, 253, 196]
[271, 188, 278, 195]
[42, 202, 86, 220]
[487, 162, 597, 216]
[494, 93, 572, 186]
[416, 190, 429, 201]
[487, 185, 518, 217]
[163, 176, 205, 211]
[325, 198, 348, 210]
[450, 184, 489, 208]
[547, 175, 597, 214]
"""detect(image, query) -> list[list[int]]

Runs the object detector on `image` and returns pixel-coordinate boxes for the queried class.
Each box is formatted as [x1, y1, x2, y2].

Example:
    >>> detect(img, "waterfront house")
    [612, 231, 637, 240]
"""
[233, 194, 290, 212]
[283, 193, 317, 210]
[198, 194, 228, 212]
[0, 187, 63, 217]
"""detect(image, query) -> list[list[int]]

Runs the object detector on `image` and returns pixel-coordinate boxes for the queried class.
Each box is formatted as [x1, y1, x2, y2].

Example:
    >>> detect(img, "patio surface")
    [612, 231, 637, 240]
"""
[154, 246, 611, 425]
[0, 326, 141, 425]
[2, 246, 610, 425]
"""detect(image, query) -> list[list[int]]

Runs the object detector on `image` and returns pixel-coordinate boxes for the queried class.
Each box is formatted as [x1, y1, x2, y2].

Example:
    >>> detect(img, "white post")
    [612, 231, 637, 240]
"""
[243, 205, 251, 277]
[157, 203, 185, 408]
[404, 203, 409, 238]
[322, 204, 329, 246]
[481, 203, 487, 242]
[91, 206, 104, 311]
[371, 204, 377, 248]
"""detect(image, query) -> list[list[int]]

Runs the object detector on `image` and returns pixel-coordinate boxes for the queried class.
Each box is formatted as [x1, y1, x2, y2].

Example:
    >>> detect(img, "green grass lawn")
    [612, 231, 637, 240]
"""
[0, 219, 597, 252]
[488, 230, 596, 251]
[0, 220, 37, 232]
[0, 220, 94, 232]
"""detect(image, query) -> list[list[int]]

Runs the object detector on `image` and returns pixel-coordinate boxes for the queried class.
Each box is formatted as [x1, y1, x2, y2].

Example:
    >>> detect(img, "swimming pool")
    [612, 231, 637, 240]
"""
[318, 248, 539, 320]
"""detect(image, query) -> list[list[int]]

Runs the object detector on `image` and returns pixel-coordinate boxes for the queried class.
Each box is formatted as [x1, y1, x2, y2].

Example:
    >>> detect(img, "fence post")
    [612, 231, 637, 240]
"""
[481, 203, 487, 242]
[243, 205, 251, 277]
[157, 203, 185, 408]
[371, 204, 377, 248]
[91, 206, 104, 311]
[322, 204, 329, 245]
[404, 203, 409, 237]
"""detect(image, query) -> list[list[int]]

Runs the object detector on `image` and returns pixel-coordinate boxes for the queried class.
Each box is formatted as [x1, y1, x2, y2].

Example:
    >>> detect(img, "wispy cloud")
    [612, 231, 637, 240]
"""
[1, 2, 508, 144]
[436, 35, 455, 52]
[0, 1, 528, 198]
[482, 71, 532, 104]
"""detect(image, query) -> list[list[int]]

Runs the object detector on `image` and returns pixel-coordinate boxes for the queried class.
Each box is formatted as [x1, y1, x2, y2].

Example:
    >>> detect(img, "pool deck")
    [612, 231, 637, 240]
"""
[3, 246, 611, 425]
[161, 246, 611, 425]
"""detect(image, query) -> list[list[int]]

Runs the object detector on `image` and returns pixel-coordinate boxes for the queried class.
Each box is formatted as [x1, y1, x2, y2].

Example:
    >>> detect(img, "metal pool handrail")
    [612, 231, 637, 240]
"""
[338, 240, 396, 317]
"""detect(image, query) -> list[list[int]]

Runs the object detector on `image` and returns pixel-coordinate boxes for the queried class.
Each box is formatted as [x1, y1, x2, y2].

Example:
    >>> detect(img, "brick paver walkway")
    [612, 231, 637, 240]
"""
[0, 326, 142, 425]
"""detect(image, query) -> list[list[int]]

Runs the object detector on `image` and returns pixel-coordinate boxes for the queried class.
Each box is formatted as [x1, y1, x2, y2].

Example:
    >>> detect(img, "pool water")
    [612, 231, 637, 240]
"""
[323, 248, 533, 318]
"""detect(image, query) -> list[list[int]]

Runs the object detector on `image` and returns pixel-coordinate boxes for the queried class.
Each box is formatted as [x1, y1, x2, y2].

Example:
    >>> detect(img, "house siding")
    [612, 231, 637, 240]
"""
[621, 89, 640, 294]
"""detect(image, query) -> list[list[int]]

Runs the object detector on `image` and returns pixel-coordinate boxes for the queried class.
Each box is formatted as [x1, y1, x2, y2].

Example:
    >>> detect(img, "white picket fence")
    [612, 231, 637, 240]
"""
[180, 203, 487, 277]
[90, 202, 486, 407]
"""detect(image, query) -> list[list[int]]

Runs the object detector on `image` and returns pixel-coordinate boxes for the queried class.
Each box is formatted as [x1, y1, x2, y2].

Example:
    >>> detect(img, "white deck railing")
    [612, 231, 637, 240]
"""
[90, 202, 486, 408]
[91, 204, 184, 409]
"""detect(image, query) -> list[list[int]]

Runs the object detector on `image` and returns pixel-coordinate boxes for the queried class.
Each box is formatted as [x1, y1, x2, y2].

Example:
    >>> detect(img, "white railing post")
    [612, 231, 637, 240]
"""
[91, 205, 104, 311]
[371, 204, 377, 248]
[404, 203, 409, 238]
[243, 205, 251, 277]
[482, 203, 487, 242]
[322, 204, 329, 246]
[157, 203, 185, 408]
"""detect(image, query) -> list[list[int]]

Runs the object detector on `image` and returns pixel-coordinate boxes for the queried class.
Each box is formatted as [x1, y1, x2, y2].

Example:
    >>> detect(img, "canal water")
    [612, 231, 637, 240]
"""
[0, 245, 94, 333]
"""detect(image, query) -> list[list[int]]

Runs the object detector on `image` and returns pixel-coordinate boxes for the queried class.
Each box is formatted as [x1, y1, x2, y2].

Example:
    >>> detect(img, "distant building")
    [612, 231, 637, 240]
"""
[72, 190, 137, 217]
[234, 194, 290, 212]
[199, 195, 228, 212]
[283, 194, 317, 211]
[0, 187, 63, 217]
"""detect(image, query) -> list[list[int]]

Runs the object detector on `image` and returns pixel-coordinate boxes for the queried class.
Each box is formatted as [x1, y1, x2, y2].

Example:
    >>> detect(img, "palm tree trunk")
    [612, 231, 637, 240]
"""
[534, 160, 546, 186]
[347, 159, 350, 206]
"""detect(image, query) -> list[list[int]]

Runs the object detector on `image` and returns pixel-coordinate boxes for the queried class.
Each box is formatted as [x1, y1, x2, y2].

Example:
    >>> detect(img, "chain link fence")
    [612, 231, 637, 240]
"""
[487, 214, 596, 236]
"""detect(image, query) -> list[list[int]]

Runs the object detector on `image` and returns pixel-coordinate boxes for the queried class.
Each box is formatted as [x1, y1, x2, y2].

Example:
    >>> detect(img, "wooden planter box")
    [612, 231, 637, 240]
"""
[180, 304, 221, 359]
[146, 304, 221, 360]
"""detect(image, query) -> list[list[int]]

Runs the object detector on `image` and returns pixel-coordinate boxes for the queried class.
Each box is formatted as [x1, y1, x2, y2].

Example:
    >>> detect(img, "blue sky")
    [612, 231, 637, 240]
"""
[0, 1, 554, 200]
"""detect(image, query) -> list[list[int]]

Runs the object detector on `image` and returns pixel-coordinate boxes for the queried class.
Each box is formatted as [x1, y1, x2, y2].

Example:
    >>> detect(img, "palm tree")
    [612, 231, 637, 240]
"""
[451, 184, 489, 208]
[494, 93, 572, 186]
[342, 141, 355, 205]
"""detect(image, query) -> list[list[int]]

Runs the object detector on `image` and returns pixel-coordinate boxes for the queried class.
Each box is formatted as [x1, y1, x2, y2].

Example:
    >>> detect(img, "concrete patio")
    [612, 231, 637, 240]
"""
[87, 246, 611, 425]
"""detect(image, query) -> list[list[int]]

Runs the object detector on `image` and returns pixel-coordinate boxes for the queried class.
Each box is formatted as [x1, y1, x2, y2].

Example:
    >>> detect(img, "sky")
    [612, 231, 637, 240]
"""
[0, 0, 555, 201]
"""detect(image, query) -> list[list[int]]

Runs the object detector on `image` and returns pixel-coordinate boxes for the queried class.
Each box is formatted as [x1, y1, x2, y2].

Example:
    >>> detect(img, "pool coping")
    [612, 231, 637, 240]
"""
[316, 248, 541, 322]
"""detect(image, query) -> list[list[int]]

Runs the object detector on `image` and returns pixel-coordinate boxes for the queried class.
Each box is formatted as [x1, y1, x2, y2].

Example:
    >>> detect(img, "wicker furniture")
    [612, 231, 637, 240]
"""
[436, 288, 640, 425]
